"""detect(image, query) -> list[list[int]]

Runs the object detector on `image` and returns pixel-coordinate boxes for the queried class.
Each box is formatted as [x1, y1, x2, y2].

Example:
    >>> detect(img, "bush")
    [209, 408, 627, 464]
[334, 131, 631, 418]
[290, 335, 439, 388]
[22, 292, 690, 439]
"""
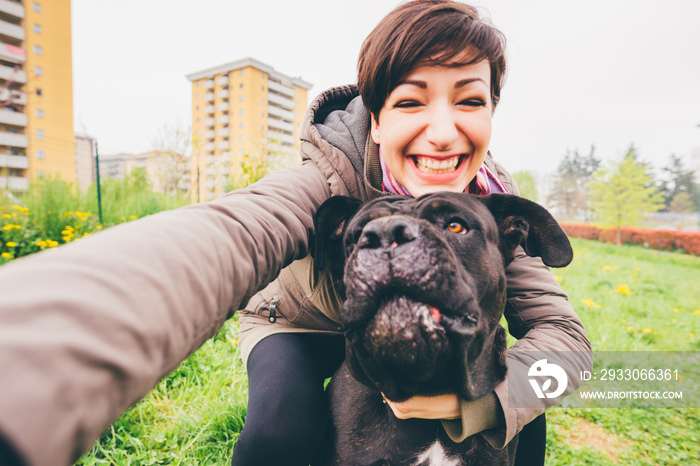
[560, 222, 700, 255]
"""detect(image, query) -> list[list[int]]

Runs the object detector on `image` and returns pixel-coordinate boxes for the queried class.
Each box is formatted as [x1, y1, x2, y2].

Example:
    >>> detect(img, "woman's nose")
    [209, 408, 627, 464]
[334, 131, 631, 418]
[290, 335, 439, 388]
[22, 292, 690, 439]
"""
[425, 108, 459, 150]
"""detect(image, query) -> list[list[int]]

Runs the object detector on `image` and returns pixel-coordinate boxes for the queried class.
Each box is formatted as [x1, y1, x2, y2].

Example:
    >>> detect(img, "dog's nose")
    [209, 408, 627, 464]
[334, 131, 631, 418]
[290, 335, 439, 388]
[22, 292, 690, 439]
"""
[358, 217, 419, 250]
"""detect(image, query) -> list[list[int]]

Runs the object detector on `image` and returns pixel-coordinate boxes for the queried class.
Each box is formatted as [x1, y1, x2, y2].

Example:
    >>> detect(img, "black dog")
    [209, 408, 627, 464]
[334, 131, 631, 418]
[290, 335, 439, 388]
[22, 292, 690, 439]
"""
[311, 192, 573, 465]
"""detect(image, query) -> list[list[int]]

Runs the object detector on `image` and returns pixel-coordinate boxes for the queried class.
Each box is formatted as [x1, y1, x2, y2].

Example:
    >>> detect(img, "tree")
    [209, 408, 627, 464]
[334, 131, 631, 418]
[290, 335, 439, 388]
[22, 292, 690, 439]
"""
[512, 171, 538, 202]
[547, 146, 600, 220]
[658, 154, 699, 211]
[149, 122, 192, 196]
[588, 153, 664, 246]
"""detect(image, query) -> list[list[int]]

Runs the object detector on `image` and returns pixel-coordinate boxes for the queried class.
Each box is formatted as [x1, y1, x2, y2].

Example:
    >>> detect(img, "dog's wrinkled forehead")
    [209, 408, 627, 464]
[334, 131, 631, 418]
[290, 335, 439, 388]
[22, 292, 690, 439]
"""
[344, 193, 499, 245]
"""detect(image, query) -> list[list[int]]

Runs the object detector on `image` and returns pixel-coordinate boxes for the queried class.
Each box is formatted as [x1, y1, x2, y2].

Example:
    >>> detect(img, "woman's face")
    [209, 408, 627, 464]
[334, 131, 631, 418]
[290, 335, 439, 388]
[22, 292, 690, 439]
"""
[371, 60, 492, 197]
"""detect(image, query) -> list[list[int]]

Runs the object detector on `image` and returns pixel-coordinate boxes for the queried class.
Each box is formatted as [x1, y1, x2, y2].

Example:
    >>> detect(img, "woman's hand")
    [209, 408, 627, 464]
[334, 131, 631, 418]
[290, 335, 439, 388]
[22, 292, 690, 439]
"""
[383, 393, 461, 420]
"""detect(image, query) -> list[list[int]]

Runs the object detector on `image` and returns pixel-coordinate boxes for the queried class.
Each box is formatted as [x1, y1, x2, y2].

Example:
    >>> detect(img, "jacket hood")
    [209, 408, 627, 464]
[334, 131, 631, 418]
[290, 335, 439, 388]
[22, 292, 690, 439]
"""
[301, 84, 369, 177]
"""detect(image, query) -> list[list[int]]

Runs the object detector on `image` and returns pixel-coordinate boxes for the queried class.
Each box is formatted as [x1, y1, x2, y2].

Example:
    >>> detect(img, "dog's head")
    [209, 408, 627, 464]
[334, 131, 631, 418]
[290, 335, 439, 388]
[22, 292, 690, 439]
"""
[313, 192, 573, 401]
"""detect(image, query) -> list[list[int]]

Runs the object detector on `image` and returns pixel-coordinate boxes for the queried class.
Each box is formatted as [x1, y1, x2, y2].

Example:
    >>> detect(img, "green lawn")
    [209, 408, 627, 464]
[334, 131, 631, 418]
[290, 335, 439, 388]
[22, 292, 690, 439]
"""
[77, 238, 700, 465]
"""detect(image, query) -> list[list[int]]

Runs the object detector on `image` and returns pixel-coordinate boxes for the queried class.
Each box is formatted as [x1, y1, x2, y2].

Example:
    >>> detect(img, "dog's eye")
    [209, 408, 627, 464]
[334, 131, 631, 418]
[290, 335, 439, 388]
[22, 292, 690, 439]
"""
[446, 221, 467, 234]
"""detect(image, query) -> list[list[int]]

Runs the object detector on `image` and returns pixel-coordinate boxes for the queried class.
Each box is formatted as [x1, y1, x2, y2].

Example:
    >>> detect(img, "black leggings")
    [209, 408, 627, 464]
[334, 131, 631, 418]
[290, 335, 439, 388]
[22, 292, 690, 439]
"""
[231, 333, 546, 465]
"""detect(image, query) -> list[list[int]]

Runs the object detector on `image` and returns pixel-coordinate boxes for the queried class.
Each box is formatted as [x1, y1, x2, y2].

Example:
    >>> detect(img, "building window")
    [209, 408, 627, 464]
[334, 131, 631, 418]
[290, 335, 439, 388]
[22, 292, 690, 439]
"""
[36, 129, 44, 139]
[34, 66, 43, 76]
[196, 118, 200, 123]
[240, 136, 244, 142]
[239, 96, 244, 102]
[36, 149, 45, 159]
[196, 105, 199, 110]
[239, 122, 244, 128]
[36, 109, 43, 118]
[240, 83, 243, 88]
[34, 24, 42, 34]
[36, 88, 42, 96]
[33, 2, 41, 13]
[239, 70, 244, 76]
[239, 109, 244, 115]
[33, 45, 42, 55]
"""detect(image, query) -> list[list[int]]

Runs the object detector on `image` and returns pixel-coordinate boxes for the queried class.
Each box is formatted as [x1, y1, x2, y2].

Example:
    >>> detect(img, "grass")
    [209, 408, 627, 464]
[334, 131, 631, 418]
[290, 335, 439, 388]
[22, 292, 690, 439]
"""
[75, 238, 700, 465]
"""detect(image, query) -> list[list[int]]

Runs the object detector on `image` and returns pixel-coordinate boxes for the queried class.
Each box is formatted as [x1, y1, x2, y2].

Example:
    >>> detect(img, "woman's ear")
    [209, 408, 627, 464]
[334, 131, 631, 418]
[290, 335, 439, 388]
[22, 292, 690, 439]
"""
[370, 112, 380, 144]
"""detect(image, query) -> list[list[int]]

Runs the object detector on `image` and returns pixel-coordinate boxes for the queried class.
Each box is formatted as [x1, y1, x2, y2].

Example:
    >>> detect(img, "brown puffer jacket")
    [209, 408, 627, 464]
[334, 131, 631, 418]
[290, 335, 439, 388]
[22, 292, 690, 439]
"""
[0, 85, 591, 465]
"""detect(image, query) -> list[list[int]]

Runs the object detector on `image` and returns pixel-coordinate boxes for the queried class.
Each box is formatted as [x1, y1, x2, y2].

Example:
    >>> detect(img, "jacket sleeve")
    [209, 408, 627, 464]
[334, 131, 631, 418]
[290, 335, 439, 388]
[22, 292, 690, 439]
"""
[0, 162, 330, 466]
[481, 249, 593, 449]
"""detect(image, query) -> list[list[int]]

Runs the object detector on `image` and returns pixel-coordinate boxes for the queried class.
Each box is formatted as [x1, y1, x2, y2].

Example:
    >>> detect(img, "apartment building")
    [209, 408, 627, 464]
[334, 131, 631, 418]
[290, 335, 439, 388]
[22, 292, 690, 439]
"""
[0, 0, 74, 193]
[186, 57, 311, 201]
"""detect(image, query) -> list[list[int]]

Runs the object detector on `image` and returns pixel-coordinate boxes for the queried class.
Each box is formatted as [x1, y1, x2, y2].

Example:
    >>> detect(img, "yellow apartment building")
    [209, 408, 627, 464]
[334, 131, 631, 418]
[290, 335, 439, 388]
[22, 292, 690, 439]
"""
[186, 57, 311, 201]
[0, 0, 74, 193]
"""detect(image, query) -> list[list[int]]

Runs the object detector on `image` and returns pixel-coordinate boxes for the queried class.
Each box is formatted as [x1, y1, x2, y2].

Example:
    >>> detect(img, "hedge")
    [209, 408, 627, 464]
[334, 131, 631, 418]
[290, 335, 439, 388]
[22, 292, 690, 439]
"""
[560, 223, 700, 256]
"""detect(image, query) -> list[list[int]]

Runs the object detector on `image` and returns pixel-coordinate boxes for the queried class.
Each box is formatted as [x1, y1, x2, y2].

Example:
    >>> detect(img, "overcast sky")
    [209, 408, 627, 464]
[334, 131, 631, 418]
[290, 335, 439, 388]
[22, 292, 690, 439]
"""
[72, 0, 700, 175]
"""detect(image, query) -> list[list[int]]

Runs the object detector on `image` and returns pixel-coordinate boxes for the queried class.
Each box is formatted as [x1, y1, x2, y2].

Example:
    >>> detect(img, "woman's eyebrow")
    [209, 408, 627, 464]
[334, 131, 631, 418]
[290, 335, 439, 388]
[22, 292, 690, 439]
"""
[396, 79, 427, 89]
[455, 77, 487, 88]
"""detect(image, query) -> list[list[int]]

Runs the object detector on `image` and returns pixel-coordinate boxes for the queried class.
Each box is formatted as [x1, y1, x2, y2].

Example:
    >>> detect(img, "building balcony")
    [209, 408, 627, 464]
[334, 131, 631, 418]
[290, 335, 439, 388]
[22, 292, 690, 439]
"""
[0, 175, 28, 191]
[0, 88, 25, 105]
[0, 131, 27, 147]
[204, 129, 215, 139]
[204, 142, 215, 152]
[268, 80, 295, 97]
[267, 92, 295, 109]
[218, 115, 229, 125]
[218, 166, 230, 175]
[204, 79, 214, 89]
[0, 42, 25, 63]
[205, 155, 215, 164]
[217, 76, 228, 86]
[217, 102, 229, 112]
[0, 18, 24, 41]
[218, 141, 229, 150]
[218, 89, 229, 99]
[268, 117, 295, 133]
[204, 92, 215, 101]
[267, 130, 294, 145]
[0, 64, 24, 83]
[204, 104, 215, 114]
[0, 108, 26, 126]
[204, 117, 215, 127]
[0, 0, 24, 20]
[0, 153, 27, 168]
[205, 167, 216, 176]
[267, 104, 294, 120]
[217, 128, 229, 138]
[205, 179, 215, 188]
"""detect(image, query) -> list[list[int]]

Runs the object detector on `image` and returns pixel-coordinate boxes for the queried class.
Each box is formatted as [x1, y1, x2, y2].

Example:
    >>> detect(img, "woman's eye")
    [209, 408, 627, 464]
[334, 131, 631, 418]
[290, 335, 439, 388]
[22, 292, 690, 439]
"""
[446, 221, 467, 234]
[394, 100, 422, 108]
[458, 98, 486, 107]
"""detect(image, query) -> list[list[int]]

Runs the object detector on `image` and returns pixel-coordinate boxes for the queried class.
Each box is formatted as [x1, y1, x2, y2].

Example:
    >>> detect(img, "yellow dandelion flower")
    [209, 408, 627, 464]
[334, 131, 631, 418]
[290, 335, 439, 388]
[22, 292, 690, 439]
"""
[615, 284, 632, 295]
[11, 205, 27, 212]
[693, 310, 700, 315]
[582, 298, 595, 307]
[642, 328, 651, 333]
[2, 214, 10, 219]
[129, 216, 137, 220]
[1, 252, 13, 259]
[62, 236, 71, 242]
[120, 216, 125, 221]
[554, 275, 562, 282]
[65, 225, 74, 231]
[690, 333, 695, 338]
[602, 265, 612, 271]
[674, 308, 680, 313]
[48, 240, 58, 248]
[82, 233, 90, 237]
[97, 225, 103, 230]
[6, 242, 16, 247]
[621, 319, 627, 323]
[595, 304, 601, 308]
[3, 224, 19, 230]
[61, 230, 70, 235]
[36, 240, 47, 247]
[11, 212, 17, 217]
[626, 326, 633, 332]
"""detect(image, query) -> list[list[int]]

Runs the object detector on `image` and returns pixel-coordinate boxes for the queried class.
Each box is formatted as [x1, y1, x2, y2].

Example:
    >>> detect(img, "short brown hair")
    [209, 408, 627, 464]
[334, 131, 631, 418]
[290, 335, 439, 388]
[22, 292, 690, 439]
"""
[357, 0, 506, 117]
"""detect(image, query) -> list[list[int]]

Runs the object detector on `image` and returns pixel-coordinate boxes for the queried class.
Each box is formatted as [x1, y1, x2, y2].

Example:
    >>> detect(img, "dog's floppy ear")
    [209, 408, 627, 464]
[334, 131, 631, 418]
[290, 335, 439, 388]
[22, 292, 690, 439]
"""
[478, 193, 573, 267]
[312, 196, 363, 275]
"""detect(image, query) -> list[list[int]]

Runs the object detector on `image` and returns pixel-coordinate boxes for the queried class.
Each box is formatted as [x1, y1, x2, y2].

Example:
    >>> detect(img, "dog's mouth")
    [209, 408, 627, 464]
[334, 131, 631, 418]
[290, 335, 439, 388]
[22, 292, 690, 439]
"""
[356, 295, 477, 382]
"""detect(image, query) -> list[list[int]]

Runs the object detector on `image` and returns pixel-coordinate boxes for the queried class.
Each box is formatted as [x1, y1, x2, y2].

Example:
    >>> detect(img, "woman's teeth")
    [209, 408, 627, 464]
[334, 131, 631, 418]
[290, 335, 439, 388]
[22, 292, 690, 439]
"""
[415, 156, 460, 174]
